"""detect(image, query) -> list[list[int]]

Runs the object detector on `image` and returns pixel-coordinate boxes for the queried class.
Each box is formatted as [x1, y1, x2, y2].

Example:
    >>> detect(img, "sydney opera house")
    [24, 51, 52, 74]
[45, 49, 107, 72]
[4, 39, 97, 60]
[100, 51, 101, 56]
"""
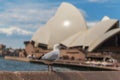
[24, 3, 120, 60]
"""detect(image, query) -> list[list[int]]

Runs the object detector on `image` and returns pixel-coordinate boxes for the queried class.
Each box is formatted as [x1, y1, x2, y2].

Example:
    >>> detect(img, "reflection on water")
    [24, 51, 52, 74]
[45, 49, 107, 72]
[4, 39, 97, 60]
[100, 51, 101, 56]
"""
[0, 58, 71, 71]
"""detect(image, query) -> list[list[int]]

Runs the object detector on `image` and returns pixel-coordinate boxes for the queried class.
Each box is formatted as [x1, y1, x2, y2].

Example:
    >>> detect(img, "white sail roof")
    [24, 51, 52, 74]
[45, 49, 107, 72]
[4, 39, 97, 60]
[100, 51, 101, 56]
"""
[62, 19, 118, 47]
[31, 2, 120, 52]
[31, 2, 87, 48]
[101, 16, 110, 21]
[88, 28, 120, 52]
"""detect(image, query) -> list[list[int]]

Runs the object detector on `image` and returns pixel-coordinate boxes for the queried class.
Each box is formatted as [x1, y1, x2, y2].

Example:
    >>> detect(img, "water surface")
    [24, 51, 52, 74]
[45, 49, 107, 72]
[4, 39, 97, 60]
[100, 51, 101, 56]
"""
[0, 58, 71, 71]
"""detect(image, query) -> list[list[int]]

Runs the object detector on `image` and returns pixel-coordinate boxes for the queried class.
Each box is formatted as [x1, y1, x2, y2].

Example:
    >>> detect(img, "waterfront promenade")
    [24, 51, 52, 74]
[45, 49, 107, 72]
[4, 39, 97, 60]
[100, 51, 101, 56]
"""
[4, 56, 120, 71]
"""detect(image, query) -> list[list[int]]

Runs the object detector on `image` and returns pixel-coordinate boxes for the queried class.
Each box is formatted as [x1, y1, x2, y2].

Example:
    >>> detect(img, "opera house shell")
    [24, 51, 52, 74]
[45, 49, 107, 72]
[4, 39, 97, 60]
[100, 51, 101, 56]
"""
[31, 2, 120, 53]
[32, 2, 87, 49]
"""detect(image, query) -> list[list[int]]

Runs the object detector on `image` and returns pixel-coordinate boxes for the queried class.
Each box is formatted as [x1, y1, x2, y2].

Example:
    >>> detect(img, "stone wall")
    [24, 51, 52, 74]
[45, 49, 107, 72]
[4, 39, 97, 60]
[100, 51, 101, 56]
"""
[0, 71, 120, 80]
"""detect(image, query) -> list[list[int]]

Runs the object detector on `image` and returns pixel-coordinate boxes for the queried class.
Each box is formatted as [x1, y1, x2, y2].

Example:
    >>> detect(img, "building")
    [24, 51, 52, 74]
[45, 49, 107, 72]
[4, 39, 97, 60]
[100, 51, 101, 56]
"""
[0, 44, 6, 56]
[31, 2, 87, 49]
[24, 2, 120, 61]
[62, 16, 120, 52]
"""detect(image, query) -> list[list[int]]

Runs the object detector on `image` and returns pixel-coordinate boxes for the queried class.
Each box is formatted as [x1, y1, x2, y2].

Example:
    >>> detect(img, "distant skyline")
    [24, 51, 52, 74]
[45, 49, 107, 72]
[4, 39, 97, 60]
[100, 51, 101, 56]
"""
[0, 0, 119, 48]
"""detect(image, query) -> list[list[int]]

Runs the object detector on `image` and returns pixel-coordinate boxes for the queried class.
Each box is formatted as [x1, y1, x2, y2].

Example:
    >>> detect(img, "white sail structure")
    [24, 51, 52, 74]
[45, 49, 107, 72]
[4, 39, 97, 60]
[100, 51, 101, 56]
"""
[32, 2, 87, 48]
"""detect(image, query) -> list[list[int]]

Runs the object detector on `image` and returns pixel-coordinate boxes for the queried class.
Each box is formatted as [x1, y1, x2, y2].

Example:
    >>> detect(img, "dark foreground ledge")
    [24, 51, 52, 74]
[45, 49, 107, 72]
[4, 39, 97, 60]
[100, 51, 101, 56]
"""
[0, 71, 120, 80]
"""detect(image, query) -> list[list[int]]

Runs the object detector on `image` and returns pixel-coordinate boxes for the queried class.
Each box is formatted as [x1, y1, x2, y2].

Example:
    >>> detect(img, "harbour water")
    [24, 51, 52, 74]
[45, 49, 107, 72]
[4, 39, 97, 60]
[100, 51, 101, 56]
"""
[0, 57, 71, 71]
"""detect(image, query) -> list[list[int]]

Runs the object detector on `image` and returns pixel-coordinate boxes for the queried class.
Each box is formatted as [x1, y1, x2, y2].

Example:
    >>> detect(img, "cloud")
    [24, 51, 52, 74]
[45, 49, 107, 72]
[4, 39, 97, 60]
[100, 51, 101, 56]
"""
[0, 2, 62, 48]
[0, 2, 57, 31]
[88, 0, 108, 3]
[87, 21, 98, 27]
[0, 26, 33, 36]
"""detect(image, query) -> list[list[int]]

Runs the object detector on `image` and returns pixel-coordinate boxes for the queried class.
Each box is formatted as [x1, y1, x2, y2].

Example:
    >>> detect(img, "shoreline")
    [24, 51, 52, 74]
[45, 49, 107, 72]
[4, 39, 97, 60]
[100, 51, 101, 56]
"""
[4, 56, 120, 71]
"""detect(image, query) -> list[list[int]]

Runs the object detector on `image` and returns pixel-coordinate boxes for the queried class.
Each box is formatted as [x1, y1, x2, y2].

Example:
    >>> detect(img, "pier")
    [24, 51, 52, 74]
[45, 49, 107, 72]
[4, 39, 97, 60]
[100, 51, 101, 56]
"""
[4, 56, 120, 71]
[4, 56, 30, 62]
[30, 59, 120, 71]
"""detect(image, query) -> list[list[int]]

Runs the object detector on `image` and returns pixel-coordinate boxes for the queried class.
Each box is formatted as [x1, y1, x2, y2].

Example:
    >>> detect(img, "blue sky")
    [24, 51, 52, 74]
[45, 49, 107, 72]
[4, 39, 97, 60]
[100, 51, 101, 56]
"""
[0, 0, 119, 48]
